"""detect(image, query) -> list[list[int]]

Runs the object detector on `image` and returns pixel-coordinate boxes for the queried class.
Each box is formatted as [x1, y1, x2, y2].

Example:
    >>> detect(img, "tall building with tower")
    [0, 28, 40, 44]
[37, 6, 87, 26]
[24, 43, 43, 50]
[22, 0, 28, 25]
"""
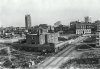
[25, 14, 31, 29]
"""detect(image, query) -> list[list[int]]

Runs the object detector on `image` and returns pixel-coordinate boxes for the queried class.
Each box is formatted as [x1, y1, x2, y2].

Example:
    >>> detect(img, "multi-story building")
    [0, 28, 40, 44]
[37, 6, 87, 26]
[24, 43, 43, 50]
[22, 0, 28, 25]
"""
[26, 23, 59, 45]
[70, 16, 92, 34]
[96, 21, 100, 47]
[38, 24, 49, 34]
[39, 34, 46, 44]
[26, 34, 40, 44]
[25, 14, 31, 30]
[76, 16, 92, 34]
[45, 32, 59, 44]
[39, 27, 49, 34]
[26, 32, 59, 45]
[70, 21, 79, 28]
[26, 33, 46, 45]
[48, 26, 54, 32]
[76, 22, 92, 34]
[54, 25, 68, 32]
[91, 20, 100, 34]
[70, 21, 79, 34]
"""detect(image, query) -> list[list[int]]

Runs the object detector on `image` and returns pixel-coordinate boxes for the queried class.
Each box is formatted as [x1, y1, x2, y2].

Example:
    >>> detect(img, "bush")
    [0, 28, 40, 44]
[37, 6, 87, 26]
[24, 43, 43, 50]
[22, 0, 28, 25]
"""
[3, 59, 12, 68]
[58, 37, 67, 41]
[0, 49, 8, 56]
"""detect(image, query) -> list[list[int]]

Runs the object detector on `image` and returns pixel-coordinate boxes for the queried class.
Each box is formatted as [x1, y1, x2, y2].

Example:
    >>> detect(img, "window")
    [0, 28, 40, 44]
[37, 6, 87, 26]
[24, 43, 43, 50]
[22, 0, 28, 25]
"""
[96, 35, 99, 38]
[32, 42, 36, 44]
[32, 37, 34, 40]
[96, 43, 99, 45]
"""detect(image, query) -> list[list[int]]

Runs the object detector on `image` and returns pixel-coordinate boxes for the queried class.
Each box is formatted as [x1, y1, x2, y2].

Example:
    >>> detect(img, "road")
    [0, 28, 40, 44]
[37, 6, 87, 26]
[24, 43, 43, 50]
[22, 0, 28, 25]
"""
[33, 36, 88, 69]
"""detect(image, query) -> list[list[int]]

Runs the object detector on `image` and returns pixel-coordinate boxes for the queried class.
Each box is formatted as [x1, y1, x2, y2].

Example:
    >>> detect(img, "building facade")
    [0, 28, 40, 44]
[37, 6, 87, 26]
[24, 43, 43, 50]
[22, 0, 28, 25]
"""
[54, 25, 69, 34]
[25, 14, 31, 30]
[26, 32, 59, 45]
[38, 28, 48, 34]
[70, 21, 79, 34]
[76, 22, 91, 34]
[39, 34, 46, 44]
[46, 32, 59, 44]
[96, 21, 100, 47]
[26, 34, 39, 44]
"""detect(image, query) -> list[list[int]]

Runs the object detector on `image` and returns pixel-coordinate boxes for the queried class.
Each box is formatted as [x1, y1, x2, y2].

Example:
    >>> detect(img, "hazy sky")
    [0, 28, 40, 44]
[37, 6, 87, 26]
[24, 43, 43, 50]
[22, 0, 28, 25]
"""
[0, 0, 100, 27]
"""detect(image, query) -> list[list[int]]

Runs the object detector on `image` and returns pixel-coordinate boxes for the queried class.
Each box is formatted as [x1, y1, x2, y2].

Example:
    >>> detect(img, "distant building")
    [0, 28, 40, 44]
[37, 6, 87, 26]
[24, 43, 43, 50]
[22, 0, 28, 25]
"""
[70, 16, 91, 34]
[54, 25, 69, 34]
[54, 21, 62, 27]
[39, 24, 48, 29]
[75, 16, 92, 34]
[38, 24, 49, 34]
[38, 28, 49, 35]
[76, 22, 92, 34]
[84, 16, 91, 23]
[70, 21, 79, 34]
[91, 21, 99, 34]
[28, 26, 39, 34]
[70, 21, 79, 27]
[48, 26, 54, 32]
[14, 27, 25, 35]
[0, 28, 5, 35]
[26, 34, 39, 44]
[26, 32, 59, 44]
[39, 34, 46, 44]
[96, 21, 100, 47]
[25, 14, 31, 30]
[26, 33, 46, 45]
[45, 32, 59, 44]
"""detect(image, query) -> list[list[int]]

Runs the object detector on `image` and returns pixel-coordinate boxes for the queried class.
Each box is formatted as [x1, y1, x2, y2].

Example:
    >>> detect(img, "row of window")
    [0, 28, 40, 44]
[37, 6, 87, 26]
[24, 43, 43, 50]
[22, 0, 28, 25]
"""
[77, 25, 91, 29]
[76, 30, 91, 34]
[76, 30, 91, 32]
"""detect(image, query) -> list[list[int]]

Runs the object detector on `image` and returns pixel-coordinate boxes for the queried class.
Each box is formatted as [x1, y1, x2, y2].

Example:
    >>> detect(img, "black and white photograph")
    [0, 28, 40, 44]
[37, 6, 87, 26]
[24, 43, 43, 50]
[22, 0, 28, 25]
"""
[0, 0, 100, 69]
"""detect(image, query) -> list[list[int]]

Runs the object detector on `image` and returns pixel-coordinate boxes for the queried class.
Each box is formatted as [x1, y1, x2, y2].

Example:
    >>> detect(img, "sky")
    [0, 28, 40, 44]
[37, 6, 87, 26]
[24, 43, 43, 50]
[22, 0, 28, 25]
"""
[0, 0, 100, 27]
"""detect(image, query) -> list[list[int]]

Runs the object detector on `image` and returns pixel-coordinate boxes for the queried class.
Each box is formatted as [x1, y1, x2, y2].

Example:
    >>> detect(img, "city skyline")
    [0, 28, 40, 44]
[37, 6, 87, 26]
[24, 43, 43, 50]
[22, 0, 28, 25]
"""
[0, 0, 100, 27]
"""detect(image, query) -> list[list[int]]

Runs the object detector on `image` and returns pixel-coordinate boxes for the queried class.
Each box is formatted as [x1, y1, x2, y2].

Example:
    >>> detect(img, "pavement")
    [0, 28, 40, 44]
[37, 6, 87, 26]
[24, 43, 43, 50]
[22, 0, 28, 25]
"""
[33, 35, 88, 69]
